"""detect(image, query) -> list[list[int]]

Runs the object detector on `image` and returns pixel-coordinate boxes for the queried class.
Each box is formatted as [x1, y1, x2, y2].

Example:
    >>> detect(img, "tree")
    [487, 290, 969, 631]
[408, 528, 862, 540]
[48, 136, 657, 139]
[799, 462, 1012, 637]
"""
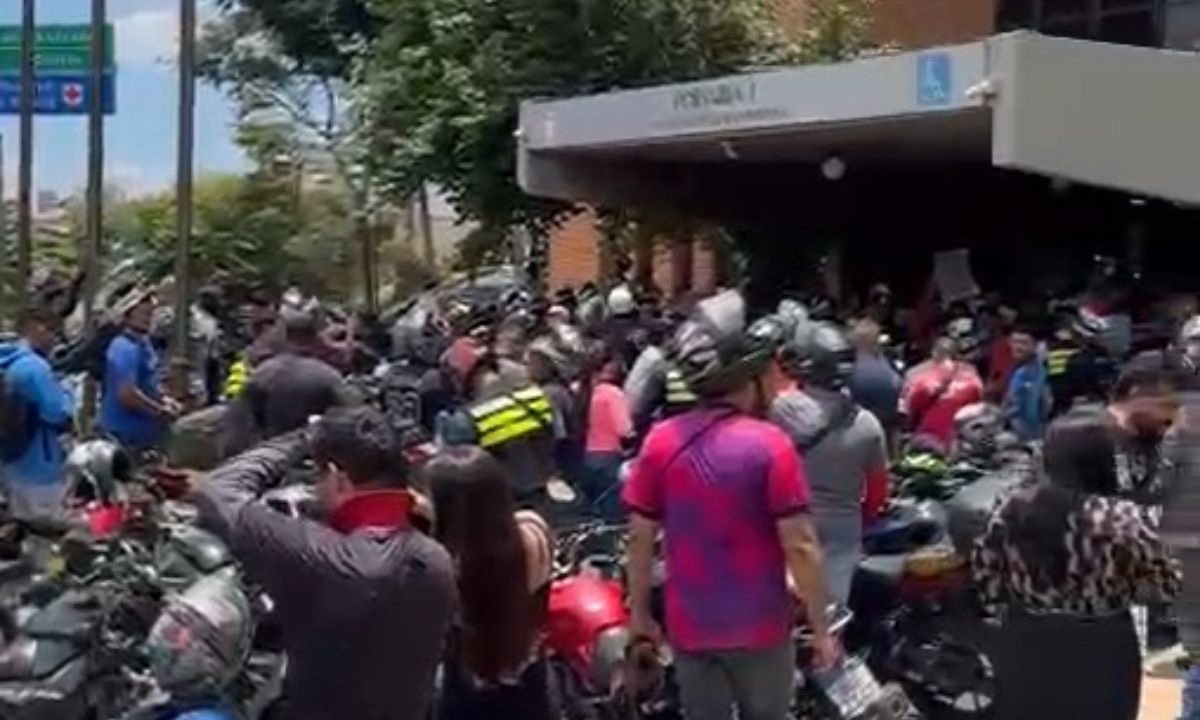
[358, 0, 796, 238]
[104, 173, 359, 299]
[210, 0, 377, 78]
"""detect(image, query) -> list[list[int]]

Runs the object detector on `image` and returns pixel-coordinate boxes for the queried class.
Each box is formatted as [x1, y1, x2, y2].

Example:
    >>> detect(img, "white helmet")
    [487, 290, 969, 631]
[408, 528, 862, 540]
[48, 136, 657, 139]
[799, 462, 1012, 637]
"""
[607, 284, 635, 317]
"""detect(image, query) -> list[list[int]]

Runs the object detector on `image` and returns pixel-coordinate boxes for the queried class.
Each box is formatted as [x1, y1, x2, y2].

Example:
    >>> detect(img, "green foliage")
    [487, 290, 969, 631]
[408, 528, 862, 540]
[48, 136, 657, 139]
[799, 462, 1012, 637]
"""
[210, 0, 377, 78]
[795, 0, 877, 63]
[205, 0, 876, 270]
[359, 0, 794, 232]
[106, 174, 357, 298]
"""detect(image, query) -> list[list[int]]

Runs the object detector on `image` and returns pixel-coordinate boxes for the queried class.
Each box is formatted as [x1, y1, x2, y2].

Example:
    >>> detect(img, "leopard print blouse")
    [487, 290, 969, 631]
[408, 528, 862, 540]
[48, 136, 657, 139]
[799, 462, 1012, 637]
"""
[972, 489, 1182, 617]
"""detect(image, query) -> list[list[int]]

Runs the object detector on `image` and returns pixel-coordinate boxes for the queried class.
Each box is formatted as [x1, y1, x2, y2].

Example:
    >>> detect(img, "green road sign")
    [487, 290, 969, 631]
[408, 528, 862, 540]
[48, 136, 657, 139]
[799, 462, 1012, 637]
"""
[0, 25, 114, 74]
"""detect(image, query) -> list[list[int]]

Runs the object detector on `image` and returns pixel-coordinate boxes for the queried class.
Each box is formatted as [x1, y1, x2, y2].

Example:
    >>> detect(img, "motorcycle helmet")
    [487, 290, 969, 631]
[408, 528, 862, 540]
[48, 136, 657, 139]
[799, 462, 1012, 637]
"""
[671, 290, 775, 398]
[146, 573, 253, 698]
[607, 284, 636, 318]
[65, 440, 131, 505]
[783, 320, 854, 390]
[953, 403, 1004, 460]
[527, 333, 580, 383]
[946, 316, 981, 360]
[1179, 315, 1200, 366]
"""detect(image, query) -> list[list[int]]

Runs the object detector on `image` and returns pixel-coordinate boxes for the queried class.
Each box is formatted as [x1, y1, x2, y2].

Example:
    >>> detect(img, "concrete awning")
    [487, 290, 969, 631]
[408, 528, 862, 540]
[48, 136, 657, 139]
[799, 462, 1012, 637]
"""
[518, 32, 1200, 207]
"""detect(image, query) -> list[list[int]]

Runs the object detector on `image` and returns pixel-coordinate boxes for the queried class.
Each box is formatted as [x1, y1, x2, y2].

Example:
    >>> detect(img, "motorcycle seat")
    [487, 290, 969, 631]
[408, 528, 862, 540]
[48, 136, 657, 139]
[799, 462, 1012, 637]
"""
[0, 637, 84, 682]
[858, 555, 906, 585]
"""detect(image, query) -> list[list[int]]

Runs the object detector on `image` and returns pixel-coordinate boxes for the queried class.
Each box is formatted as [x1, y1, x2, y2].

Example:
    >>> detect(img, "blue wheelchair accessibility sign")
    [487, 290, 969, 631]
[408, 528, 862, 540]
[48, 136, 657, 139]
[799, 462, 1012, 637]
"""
[916, 52, 952, 107]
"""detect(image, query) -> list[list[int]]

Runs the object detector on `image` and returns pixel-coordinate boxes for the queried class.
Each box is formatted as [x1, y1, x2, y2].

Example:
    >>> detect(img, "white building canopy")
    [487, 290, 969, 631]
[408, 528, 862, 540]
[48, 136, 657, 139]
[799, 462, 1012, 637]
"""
[518, 31, 1200, 207]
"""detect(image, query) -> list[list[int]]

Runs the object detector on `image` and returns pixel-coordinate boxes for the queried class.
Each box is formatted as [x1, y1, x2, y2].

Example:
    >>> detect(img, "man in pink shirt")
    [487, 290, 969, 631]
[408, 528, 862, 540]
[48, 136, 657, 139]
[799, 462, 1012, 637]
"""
[623, 292, 835, 720]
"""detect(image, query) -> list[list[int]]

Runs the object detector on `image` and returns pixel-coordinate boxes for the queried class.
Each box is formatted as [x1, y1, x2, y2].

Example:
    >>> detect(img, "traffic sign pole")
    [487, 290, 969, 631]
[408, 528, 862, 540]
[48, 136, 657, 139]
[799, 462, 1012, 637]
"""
[172, 0, 196, 401]
[82, 0, 106, 428]
[17, 0, 34, 320]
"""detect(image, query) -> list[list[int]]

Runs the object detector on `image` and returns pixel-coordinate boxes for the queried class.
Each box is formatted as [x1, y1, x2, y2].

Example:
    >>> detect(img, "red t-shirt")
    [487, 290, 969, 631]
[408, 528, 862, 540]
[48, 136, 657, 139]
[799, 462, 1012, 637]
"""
[622, 407, 810, 652]
[902, 361, 983, 450]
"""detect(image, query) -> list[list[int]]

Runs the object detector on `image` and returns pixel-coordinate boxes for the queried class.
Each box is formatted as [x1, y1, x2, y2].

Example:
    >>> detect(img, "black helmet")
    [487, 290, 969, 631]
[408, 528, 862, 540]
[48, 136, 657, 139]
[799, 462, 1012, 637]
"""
[783, 320, 854, 390]
[672, 291, 776, 398]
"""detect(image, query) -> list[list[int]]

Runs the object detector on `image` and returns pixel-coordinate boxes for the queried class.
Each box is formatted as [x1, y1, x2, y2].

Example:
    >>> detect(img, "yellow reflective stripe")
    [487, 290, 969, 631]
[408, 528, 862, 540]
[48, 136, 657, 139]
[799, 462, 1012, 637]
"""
[479, 416, 551, 448]
[224, 358, 248, 399]
[472, 400, 552, 435]
[665, 369, 696, 404]
[1047, 349, 1076, 376]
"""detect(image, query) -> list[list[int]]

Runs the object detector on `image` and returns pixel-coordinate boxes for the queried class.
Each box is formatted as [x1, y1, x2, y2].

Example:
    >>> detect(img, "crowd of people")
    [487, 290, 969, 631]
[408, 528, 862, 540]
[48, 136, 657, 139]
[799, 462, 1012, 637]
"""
[0, 268, 1199, 720]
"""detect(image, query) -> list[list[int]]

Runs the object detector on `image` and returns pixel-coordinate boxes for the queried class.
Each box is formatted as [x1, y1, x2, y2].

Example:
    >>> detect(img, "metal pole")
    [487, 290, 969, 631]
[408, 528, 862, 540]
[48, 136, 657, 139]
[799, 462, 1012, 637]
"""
[172, 0, 196, 399]
[0, 137, 7, 326]
[17, 0, 35, 319]
[82, 0, 106, 428]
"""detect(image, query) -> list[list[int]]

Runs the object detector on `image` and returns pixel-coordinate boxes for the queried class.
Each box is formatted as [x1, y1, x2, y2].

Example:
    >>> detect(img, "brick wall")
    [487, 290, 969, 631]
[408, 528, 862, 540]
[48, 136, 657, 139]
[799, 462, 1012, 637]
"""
[546, 208, 602, 292]
[769, 0, 995, 49]
[871, 0, 995, 48]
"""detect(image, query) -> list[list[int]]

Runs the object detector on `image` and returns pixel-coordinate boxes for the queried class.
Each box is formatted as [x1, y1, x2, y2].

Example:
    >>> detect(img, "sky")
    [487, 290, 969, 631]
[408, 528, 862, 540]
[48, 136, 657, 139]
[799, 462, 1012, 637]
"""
[0, 0, 246, 199]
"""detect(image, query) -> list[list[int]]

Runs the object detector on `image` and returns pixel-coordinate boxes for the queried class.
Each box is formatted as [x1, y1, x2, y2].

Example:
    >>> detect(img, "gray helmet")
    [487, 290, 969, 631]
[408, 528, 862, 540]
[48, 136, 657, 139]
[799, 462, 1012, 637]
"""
[1180, 316, 1200, 345]
[527, 331, 581, 382]
[65, 440, 131, 504]
[1180, 316, 1200, 367]
[672, 291, 775, 398]
[953, 403, 1004, 459]
[782, 320, 854, 390]
[146, 573, 253, 698]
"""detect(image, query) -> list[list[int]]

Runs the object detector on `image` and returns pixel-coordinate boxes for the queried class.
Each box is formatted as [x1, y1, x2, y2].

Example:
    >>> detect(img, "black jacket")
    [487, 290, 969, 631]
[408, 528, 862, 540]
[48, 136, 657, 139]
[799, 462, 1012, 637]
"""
[193, 435, 456, 720]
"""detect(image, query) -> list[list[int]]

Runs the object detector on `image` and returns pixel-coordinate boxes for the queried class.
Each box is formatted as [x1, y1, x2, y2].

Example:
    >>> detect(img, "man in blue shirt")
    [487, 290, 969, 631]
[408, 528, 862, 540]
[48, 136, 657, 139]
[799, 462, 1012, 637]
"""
[0, 305, 75, 521]
[100, 290, 179, 452]
[1004, 326, 1050, 441]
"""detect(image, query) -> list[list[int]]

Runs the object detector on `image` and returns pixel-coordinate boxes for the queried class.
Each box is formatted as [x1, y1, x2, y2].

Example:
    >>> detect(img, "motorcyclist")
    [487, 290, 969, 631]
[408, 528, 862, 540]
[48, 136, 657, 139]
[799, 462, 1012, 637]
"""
[192, 406, 456, 720]
[770, 315, 890, 606]
[526, 329, 585, 483]
[622, 290, 837, 720]
[1046, 306, 1116, 417]
[436, 337, 562, 509]
[220, 305, 360, 457]
[624, 318, 697, 438]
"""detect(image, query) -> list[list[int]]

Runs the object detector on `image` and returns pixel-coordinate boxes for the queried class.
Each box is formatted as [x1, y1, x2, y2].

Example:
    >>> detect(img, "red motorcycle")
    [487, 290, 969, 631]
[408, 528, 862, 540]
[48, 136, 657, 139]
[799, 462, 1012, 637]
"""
[544, 523, 673, 720]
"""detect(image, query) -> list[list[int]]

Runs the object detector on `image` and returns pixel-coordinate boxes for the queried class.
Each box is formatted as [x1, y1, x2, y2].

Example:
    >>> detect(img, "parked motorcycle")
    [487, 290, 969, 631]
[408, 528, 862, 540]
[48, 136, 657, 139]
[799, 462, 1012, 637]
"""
[850, 502, 997, 720]
[546, 523, 675, 720]
[793, 606, 922, 720]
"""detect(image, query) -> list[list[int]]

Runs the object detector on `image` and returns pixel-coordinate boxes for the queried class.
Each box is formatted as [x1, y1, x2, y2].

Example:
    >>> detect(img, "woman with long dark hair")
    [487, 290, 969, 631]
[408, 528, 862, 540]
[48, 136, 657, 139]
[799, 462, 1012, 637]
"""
[427, 446, 556, 720]
[972, 408, 1181, 720]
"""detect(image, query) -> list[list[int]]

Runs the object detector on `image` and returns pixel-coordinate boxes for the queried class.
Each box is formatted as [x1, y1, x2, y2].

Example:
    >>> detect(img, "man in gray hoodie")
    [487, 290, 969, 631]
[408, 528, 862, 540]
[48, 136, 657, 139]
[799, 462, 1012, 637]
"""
[769, 321, 890, 606]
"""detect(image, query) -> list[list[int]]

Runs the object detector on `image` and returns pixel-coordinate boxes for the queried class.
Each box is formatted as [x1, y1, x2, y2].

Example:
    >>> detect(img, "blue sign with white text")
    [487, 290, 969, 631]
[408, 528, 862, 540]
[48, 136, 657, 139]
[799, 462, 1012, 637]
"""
[0, 73, 115, 115]
[916, 53, 952, 107]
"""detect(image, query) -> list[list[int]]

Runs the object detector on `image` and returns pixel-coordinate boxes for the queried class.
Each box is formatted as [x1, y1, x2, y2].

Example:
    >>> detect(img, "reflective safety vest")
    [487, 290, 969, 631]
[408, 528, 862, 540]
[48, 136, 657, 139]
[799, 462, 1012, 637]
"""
[1046, 346, 1079, 378]
[468, 385, 554, 449]
[223, 356, 249, 400]
[664, 367, 698, 414]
